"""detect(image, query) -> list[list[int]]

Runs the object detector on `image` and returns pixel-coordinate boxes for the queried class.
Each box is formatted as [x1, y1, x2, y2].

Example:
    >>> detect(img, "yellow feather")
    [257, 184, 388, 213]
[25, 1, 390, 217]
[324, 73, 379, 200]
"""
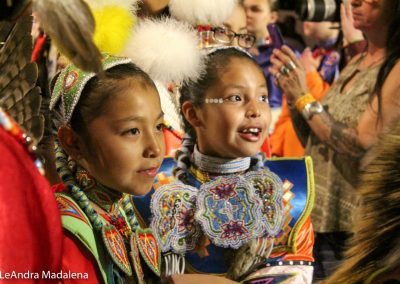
[93, 6, 136, 54]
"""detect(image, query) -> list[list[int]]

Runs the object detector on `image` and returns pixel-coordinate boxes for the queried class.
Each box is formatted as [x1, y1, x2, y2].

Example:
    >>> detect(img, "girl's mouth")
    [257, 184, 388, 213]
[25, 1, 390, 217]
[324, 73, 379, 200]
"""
[238, 128, 262, 142]
[137, 167, 158, 178]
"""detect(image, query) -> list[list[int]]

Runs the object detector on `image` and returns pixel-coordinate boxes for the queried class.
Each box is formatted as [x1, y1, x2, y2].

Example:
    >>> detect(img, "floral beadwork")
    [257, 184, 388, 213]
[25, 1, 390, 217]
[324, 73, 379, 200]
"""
[150, 182, 201, 254]
[150, 166, 285, 254]
[196, 175, 265, 249]
[245, 169, 284, 237]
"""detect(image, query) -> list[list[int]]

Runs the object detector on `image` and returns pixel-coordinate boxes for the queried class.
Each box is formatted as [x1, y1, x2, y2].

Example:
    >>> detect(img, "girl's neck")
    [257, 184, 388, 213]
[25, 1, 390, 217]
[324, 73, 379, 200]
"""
[192, 146, 251, 175]
[75, 166, 122, 213]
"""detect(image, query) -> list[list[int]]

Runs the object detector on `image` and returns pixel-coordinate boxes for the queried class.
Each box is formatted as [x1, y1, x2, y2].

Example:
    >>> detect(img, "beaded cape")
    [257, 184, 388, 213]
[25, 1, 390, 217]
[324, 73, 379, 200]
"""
[132, 155, 315, 281]
[150, 152, 285, 255]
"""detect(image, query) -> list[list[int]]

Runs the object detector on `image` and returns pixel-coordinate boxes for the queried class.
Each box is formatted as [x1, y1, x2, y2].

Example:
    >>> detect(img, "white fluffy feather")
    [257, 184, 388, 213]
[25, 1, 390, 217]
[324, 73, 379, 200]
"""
[84, 0, 139, 13]
[122, 17, 205, 84]
[169, 0, 238, 26]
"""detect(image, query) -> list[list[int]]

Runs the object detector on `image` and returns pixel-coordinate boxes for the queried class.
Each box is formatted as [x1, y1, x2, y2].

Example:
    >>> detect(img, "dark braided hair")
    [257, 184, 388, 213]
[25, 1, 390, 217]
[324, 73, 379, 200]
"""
[175, 47, 266, 181]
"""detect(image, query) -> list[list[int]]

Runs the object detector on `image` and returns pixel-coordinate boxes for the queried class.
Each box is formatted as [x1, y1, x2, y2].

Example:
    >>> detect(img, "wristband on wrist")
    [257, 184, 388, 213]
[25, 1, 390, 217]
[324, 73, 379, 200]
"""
[302, 101, 324, 120]
[295, 93, 316, 112]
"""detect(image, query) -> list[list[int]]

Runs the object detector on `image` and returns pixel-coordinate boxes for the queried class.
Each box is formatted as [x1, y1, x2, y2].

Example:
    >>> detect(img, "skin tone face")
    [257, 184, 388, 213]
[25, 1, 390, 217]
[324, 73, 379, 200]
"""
[187, 57, 271, 158]
[350, 0, 391, 33]
[223, 5, 247, 35]
[243, 0, 277, 41]
[67, 78, 165, 196]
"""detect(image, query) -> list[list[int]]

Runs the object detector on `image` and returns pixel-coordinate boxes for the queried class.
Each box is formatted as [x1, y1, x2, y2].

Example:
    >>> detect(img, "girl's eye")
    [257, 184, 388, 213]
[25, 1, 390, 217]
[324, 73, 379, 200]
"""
[124, 128, 140, 136]
[226, 95, 242, 102]
[259, 95, 269, 103]
[156, 123, 166, 132]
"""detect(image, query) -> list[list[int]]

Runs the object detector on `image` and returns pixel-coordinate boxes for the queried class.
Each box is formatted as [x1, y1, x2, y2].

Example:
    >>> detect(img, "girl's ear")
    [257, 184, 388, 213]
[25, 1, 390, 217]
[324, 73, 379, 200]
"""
[57, 125, 85, 161]
[181, 101, 202, 128]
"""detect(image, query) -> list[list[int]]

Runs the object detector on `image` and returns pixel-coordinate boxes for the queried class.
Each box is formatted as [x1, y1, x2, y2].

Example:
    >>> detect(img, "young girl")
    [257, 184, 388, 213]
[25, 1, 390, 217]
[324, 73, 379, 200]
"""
[50, 54, 165, 283]
[132, 47, 315, 283]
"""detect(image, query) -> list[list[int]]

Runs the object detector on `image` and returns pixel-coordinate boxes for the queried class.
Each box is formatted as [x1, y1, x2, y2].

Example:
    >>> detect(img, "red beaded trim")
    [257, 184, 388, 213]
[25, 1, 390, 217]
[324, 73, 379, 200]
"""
[0, 107, 44, 175]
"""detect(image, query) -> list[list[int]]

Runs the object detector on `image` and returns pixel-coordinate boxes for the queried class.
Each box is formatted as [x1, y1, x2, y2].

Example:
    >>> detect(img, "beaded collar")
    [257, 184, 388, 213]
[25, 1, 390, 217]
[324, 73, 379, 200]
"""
[192, 146, 251, 174]
[151, 151, 285, 256]
[0, 107, 44, 175]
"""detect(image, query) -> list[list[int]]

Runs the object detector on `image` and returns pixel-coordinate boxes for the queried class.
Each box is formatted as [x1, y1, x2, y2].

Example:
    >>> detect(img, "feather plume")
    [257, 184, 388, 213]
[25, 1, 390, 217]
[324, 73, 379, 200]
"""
[84, 0, 139, 54]
[169, 0, 238, 26]
[33, 0, 103, 73]
[0, 15, 44, 143]
[324, 121, 400, 283]
[122, 17, 205, 84]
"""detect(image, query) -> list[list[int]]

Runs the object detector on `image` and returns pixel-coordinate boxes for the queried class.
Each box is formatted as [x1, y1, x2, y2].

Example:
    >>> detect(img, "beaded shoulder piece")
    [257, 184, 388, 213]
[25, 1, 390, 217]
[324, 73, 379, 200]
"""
[264, 157, 315, 254]
[151, 181, 201, 254]
[55, 192, 90, 226]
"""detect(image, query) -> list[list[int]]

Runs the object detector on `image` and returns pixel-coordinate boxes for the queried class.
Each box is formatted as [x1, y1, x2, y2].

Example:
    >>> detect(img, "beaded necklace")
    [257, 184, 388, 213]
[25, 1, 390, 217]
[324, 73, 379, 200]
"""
[193, 146, 251, 174]
[0, 107, 44, 175]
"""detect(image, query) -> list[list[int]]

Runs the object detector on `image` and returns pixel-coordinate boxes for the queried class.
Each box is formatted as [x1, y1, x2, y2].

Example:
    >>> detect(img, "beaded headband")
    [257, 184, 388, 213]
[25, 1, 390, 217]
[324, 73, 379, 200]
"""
[206, 45, 253, 59]
[49, 53, 132, 123]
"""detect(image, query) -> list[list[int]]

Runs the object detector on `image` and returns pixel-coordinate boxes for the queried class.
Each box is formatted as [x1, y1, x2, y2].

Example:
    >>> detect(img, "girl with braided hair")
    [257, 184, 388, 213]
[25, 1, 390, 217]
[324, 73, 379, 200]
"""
[132, 46, 315, 283]
[50, 54, 165, 284]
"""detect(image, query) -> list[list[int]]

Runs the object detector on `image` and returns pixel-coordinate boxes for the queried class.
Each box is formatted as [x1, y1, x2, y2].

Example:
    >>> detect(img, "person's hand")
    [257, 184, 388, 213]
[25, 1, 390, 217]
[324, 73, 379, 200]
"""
[340, 2, 364, 46]
[269, 45, 309, 103]
[300, 47, 319, 73]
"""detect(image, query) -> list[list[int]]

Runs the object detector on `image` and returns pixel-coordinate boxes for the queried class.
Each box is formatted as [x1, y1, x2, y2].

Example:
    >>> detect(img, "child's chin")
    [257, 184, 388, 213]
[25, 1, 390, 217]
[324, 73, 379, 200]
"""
[235, 147, 260, 158]
[126, 186, 153, 197]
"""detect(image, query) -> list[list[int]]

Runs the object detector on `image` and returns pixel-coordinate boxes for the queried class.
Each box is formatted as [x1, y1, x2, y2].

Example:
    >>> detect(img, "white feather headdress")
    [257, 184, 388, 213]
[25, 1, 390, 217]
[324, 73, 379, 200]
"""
[122, 17, 205, 85]
[169, 0, 238, 26]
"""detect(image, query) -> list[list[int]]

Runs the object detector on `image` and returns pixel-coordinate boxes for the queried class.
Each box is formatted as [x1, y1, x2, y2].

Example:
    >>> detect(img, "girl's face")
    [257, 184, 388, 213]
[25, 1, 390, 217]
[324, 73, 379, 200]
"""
[192, 57, 270, 158]
[78, 78, 165, 196]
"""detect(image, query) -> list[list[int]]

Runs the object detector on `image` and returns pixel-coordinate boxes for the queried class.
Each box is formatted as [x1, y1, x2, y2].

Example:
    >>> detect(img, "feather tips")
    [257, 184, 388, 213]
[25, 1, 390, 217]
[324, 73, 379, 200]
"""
[33, 0, 103, 73]
[324, 121, 400, 283]
[0, 15, 44, 143]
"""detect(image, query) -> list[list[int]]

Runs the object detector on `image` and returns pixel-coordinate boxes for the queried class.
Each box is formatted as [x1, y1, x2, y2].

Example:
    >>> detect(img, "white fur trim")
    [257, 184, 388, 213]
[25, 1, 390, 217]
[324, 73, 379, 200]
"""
[169, 0, 238, 26]
[122, 17, 205, 84]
